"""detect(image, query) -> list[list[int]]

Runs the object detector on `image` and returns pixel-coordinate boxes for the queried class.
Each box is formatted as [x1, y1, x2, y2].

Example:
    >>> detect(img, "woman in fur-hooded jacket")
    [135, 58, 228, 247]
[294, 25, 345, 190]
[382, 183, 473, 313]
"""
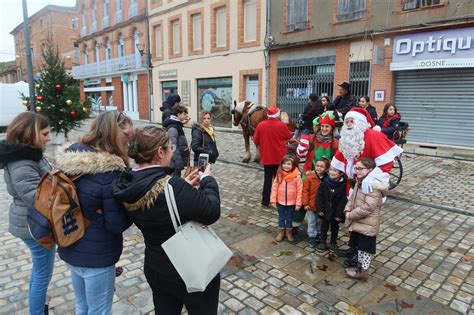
[112, 126, 221, 315]
[54, 111, 133, 315]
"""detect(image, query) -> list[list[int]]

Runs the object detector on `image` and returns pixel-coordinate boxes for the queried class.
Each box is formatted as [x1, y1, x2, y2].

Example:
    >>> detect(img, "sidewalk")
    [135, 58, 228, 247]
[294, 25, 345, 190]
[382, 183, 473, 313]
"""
[0, 120, 472, 314]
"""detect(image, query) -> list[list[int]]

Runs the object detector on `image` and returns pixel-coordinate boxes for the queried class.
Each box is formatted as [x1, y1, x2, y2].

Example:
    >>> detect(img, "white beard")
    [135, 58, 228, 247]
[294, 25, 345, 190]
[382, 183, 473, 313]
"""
[339, 120, 367, 160]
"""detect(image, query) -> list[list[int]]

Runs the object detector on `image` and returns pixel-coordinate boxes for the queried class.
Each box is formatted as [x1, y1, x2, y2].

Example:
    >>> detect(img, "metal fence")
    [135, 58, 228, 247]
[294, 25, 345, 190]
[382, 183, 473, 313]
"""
[349, 61, 370, 99]
[277, 63, 335, 119]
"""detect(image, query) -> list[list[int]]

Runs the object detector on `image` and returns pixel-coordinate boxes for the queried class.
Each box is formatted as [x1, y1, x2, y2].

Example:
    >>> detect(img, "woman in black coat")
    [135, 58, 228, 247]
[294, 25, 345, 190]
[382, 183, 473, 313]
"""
[191, 111, 219, 165]
[358, 96, 378, 124]
[112, 126, 221, 315]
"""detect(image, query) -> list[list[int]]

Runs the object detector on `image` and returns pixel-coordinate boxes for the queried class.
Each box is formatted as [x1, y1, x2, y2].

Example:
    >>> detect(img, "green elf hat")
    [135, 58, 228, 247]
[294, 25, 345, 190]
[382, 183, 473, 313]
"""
[312, 111, 336, 127]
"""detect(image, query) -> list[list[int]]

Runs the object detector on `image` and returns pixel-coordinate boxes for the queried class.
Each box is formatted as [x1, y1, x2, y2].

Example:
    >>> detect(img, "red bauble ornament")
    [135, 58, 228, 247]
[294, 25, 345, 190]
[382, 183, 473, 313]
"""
[70, 111, 78, 118]
[55, 84, 62, 91]
[37, 96, 44, 102]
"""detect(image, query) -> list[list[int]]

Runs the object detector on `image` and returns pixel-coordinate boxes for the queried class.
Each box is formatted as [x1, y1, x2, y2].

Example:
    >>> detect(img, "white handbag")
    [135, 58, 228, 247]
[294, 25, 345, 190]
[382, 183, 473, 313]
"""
[161, 181, 233, 293]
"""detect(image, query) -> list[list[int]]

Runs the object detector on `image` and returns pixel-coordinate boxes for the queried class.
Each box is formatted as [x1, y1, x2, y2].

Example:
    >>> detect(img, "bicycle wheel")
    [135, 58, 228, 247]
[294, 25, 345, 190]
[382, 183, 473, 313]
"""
[389, 156, 403, 190]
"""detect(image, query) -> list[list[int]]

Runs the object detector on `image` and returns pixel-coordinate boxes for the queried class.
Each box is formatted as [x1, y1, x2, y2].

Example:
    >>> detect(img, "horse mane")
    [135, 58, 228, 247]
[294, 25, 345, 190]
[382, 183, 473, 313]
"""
[234, 100, 253, 114]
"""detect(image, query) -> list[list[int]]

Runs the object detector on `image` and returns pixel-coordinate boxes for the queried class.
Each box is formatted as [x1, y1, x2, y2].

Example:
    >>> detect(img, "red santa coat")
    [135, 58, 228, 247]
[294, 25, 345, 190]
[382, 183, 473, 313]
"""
[253, 118, 292, 165]
[331, 128, 403, 178]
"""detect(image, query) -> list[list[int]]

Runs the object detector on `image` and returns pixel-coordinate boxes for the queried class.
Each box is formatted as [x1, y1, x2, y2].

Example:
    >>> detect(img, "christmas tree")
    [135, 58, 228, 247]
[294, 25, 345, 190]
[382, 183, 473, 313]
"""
[23, 37, 90, 138]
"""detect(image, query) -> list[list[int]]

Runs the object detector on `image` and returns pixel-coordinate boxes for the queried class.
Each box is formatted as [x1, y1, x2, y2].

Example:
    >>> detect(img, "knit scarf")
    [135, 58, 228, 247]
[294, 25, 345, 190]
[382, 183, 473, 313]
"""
[315, 131, 333, 143]
[382, 113, 400, 129]
[202, 125, 215, 142]
[280, 168, 300, 183]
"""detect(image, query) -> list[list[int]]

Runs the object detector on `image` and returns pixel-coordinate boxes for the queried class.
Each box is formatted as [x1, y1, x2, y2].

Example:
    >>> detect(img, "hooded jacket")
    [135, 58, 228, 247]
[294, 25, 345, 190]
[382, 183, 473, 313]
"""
[344, 179, 389, 236]
[160, 94, 181, 123]
[191, 123, 219, 164]
[111, 166, 220, 280]
[377, 113, 401, 140]
[0, 141, 51, 239]
[316, 176, 347, 221]
[54, 143, 131, 268]
[163, 116, 190, 173]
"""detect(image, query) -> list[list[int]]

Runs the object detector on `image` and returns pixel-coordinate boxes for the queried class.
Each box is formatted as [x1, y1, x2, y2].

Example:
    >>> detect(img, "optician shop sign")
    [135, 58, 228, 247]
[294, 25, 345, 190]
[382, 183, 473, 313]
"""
[391, 27, 474, 71]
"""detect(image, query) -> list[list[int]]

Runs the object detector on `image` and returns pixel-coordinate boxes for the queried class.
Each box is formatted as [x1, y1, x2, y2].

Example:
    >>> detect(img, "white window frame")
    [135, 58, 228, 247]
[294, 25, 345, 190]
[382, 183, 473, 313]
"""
[155, 25, 162, 57]
[105, 39, 111, 60]
[118, 35, 125, 57]
[192, 14, 202, 51]
[216, 8, 227, 48]
[95, 42, 100, 62]
[133, 29, 140, 54]
[244, 0, 257, 43]
[172, 20, 180, 55]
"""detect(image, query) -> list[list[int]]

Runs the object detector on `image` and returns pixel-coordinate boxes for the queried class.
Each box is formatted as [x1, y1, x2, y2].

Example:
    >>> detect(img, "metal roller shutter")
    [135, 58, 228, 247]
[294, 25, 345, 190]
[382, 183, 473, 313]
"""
[394, 69, 474, 148]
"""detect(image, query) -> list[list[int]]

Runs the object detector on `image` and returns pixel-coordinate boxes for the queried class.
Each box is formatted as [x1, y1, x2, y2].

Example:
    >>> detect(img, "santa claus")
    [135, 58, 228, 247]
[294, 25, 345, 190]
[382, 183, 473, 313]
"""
[331, 107, 403, 194]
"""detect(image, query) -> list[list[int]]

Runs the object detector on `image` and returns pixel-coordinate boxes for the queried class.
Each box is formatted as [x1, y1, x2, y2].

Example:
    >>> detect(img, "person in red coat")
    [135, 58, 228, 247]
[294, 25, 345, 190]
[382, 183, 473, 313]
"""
[253, 106, 292, 207]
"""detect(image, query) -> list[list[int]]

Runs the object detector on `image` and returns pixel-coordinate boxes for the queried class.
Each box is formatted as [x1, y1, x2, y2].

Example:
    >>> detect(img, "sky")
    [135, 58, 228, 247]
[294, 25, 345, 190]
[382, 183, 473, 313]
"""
[0, 0, 76, 62]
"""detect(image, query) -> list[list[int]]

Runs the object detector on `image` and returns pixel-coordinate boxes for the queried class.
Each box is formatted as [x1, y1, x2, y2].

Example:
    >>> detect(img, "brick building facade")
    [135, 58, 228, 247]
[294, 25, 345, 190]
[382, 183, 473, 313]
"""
[268, 0, 474, 151]
[72, 0, 149, 120]
[149, 0, 266, 127]
[10, 5, 79, 82]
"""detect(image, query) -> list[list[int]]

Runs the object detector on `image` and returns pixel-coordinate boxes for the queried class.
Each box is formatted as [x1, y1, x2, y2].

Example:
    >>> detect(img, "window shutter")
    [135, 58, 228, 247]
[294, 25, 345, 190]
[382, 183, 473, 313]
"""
[286, 0, 295, 31]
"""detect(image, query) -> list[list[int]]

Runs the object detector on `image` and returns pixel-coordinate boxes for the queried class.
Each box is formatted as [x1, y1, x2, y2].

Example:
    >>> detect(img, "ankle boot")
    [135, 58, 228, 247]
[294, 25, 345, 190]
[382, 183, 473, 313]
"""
[286, 228, 294, 242]
[276, 229, 285, 242]
[345, 266, 368, 280]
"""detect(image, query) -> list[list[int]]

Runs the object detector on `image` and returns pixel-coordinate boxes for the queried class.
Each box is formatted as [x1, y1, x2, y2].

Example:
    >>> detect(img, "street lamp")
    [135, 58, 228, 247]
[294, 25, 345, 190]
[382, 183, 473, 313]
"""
[135, 43, 154, 121]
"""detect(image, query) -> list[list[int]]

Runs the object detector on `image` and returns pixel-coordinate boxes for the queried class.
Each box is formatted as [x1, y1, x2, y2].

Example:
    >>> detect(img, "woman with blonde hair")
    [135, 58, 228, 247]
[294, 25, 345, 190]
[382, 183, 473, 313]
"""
[191, 111, 219, 166]
[0, 112, 53, 314]
[112, 126, 221, 314]
[55, 111, 133, 315]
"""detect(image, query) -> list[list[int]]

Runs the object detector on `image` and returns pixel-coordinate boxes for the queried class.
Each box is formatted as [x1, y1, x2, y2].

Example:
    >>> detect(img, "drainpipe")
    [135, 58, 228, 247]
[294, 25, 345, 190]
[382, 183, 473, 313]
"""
[145, 0, 154, 122]
[22, 0, 35, 111]
[264, 0, 271, 106]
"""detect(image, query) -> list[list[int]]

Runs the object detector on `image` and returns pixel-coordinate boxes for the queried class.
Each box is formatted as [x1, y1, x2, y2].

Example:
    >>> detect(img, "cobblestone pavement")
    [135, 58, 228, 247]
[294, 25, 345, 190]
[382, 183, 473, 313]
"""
[0, 120, 473, 314]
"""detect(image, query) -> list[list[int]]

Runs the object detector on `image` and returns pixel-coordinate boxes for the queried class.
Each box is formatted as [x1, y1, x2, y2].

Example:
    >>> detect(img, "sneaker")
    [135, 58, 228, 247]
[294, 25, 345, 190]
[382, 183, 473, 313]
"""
[343, 254, 358, 268]
[308, 237, 317, 248]
[316, 242, 328, 252]
[329, 243, 338, 252]
[345, 266, 368, 280]
[337, 247, 356, 258]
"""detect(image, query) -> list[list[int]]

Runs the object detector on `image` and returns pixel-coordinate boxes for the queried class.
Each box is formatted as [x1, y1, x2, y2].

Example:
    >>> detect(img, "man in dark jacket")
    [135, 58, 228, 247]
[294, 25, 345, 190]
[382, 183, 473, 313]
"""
[163, 104, 190, 177]
[333, 82, 357, 119]
[160, 94, 181, 123]
[302, 94, 324, 133]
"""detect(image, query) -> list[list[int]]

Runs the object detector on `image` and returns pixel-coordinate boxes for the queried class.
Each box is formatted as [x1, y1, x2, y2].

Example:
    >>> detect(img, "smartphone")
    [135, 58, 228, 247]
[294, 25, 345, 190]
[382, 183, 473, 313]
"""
[198, 153, 209, 172]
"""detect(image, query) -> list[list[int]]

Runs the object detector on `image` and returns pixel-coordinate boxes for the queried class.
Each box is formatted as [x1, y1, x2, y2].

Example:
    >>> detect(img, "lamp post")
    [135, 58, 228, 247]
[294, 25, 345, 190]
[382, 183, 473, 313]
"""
[136, 42, 153, 122]
[22, 0, 35, 111]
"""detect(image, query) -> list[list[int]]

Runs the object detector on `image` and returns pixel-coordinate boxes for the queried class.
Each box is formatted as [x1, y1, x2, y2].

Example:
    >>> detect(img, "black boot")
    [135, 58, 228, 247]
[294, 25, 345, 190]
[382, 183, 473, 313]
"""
[337, 247, 356, 258]
[343, 253, 358, 268]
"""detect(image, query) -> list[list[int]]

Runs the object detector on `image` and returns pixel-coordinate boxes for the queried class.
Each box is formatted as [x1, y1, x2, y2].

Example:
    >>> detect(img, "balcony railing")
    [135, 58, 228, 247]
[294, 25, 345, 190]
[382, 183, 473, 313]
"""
[129, 3, 138, 18]
[115, 10, 122, 23]
[102, 16, 109, 28]
[71, 54, 148, 79]
[91, 20, 97, 33]
[80, 26, 87, 37]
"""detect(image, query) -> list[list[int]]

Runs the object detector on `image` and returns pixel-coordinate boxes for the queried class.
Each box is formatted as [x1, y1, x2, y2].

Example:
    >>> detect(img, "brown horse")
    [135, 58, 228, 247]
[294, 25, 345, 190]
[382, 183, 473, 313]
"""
[231, 100, 268, 163]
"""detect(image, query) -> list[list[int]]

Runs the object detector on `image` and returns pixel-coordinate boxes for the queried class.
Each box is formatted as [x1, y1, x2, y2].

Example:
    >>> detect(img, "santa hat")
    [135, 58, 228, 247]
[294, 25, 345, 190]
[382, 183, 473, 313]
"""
[313, 112, 336, 127]
[267, 106, 280, 118]
[345, 107, 375, 127]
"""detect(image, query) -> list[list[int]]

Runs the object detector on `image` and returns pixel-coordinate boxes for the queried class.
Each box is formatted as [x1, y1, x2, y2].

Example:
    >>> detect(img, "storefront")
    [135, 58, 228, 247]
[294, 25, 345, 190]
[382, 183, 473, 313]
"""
[197, 77, 233, 127]
[391, 26, 474, 148]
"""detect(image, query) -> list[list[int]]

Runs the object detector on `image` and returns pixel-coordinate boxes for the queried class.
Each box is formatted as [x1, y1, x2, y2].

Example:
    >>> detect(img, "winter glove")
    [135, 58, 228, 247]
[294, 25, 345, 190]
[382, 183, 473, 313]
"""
[361, 167, 390, 194]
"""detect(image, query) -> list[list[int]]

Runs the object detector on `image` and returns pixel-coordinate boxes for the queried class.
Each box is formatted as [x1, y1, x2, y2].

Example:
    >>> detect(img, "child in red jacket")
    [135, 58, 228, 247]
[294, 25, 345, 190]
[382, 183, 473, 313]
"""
[271, 155, 303, 242]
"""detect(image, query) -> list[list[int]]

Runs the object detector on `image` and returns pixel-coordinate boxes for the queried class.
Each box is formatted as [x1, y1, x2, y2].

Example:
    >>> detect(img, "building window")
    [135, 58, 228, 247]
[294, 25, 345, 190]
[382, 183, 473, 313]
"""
[73, 43, 80, 64]
[349, 61, 370, 99]
[133, 29, 140, 54]
[154, 25, 162, 57]
[169, 18, 181, 56]
[118, 34, 125, 57]
[277, 62, 335, 119]
[81, 6, 87, 36]
[244, 0, 257, 42]
[129, 0, 138, 18]
[95, 42, 100, 62]
[84, 45, 88, 64]
[103, 0, 109, 28]
[92, 0, 98, 32]
[286, 0, 309, 31]
[115, 0, 122, 23]
[105, 38, 111, 60]
[337, 0, 366, 22]
[216, 8, 227, 48]
[191, 14, 202, 51]
[401, 0, 440, 11]
[197, 77, 233, 127]
[71, 18, 78, 29]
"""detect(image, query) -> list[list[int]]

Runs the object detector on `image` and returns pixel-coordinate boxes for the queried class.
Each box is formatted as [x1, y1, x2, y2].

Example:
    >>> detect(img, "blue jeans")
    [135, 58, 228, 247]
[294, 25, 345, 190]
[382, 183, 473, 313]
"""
[277, 204, 295, 229]
[22, 239, 56, 315]
[67, 264, 116, 315]
[306, 211, 322, 238]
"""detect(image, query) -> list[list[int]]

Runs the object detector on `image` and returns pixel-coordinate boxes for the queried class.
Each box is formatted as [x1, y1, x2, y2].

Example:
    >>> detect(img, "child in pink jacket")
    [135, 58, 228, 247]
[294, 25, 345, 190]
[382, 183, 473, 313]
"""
[271, 155, 303, 242]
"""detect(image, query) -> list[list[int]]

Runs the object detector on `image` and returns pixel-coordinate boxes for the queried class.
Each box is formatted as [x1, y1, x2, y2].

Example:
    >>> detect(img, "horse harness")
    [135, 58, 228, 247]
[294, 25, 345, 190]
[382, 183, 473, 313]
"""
[240, 103, 264, 136]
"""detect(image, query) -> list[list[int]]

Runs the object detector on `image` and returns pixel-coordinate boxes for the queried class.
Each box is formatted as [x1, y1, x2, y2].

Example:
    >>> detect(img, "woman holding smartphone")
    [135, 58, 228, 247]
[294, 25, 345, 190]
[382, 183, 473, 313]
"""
[191, 111, 219, 166]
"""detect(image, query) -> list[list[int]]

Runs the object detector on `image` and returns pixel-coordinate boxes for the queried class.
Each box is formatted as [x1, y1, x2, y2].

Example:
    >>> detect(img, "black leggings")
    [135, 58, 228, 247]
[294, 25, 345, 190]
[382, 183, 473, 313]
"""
[144, 266, 220, 315]
[320, 218, 339, 245]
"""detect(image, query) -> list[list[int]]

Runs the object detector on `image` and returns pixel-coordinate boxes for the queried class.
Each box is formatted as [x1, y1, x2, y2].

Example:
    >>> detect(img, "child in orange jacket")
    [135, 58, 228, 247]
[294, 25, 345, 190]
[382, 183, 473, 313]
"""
[302, 157, 329, 248]
[271, 155, 303, 242]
